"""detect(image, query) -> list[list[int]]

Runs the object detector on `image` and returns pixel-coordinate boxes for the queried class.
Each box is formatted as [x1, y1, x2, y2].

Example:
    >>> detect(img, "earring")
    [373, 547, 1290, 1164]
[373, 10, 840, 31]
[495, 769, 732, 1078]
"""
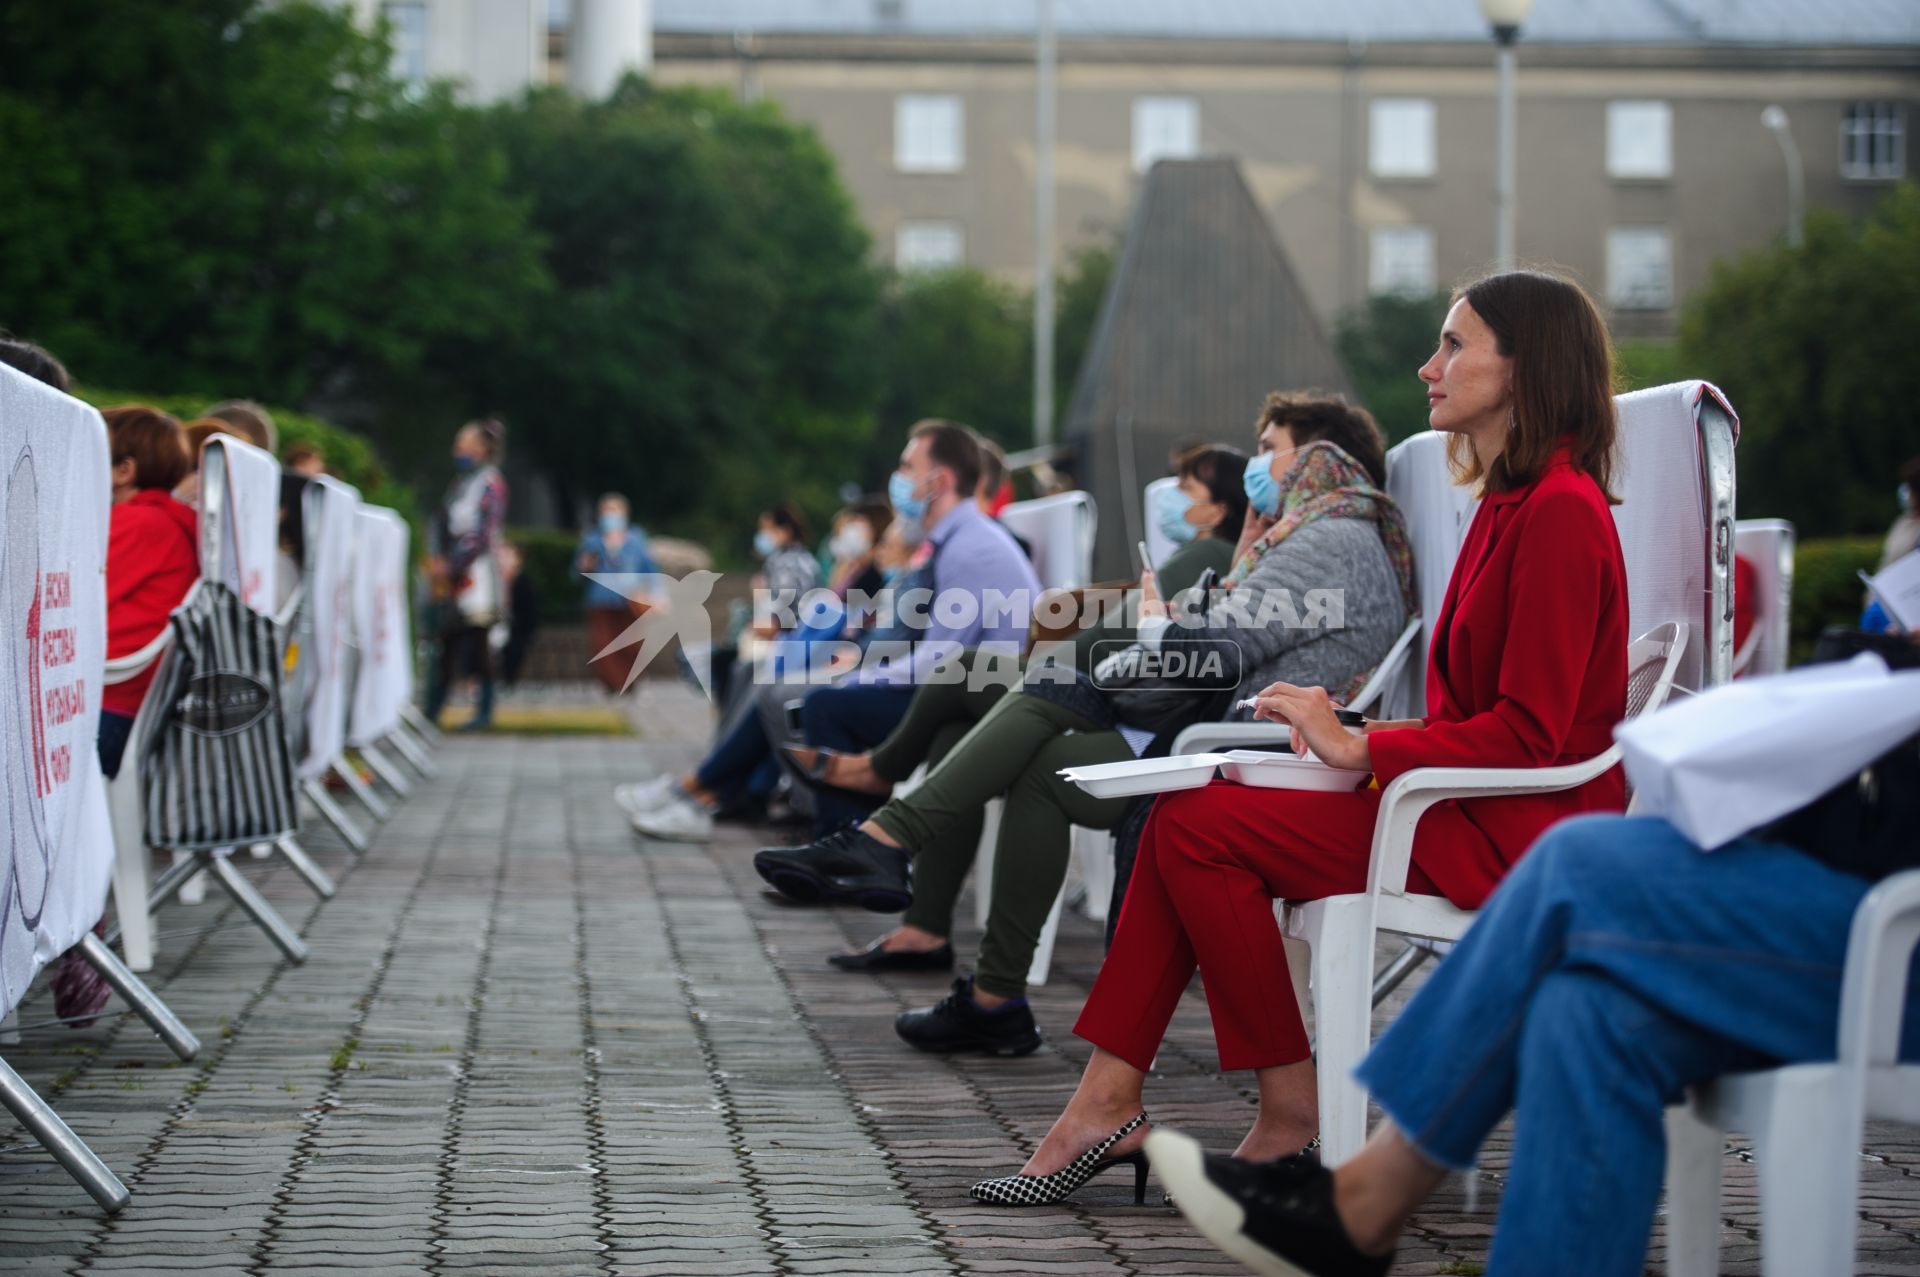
[1506, 406, 1518, 433]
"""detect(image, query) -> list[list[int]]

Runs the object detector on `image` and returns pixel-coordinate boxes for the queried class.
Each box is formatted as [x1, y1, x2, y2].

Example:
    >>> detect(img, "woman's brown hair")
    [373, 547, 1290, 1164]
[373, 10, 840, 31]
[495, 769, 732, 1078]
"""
[1449, 270, 1619, 502]
[1257, 390, 1389, 488]
[103, 405, 191, 492]
[1176, 444, 1251, 538]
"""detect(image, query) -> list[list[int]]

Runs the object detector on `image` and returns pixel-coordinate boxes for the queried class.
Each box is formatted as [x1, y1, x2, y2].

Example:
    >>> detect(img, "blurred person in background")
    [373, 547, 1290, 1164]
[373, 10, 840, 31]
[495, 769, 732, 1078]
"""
[576, 492, 657, 694]
[497, 539, 540, 689]
[284, 443, 326, 478]
[204, 399, 276, 455]
[424, 418, 509, 731]
[170, 417, 227, 505]
[828, 500, 892, 612]
[1880, 457, 1920, 571]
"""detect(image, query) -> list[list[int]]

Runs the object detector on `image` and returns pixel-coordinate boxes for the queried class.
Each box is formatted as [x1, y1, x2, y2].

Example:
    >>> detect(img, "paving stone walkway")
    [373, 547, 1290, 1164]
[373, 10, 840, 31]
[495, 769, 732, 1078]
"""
[4, 683, 1919, 1275]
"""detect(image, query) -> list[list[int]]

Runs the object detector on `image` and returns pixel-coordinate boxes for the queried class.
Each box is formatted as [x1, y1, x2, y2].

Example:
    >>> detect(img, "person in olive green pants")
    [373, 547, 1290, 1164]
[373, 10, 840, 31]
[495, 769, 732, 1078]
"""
[870, 691, 1137, 998]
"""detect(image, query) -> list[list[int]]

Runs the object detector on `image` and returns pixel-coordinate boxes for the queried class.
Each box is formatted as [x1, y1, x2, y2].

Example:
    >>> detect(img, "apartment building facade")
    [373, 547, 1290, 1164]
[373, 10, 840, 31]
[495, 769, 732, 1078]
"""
[342, 0, 1917, 334]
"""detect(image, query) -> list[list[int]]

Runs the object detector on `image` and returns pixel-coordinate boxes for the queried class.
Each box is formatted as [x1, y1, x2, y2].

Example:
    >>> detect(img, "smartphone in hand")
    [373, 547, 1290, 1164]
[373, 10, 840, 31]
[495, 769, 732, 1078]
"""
[1135, 540, 1153, 575]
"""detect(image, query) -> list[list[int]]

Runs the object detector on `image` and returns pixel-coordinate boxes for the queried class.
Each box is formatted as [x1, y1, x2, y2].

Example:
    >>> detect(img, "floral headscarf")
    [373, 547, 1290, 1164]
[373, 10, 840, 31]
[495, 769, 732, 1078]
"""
[1226, 441, 1418, 621]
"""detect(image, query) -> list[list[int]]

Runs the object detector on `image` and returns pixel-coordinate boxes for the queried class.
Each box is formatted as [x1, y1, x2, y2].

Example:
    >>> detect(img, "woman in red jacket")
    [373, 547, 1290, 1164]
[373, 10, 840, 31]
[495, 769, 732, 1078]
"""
[971, 270, 1630, 1207]
[99, 405, 199, 778]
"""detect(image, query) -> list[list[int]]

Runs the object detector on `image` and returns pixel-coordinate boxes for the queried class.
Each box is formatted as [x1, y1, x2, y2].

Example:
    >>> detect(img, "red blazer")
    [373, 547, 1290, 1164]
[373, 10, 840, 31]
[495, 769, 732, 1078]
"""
[1367, 447, 1628, 907]
[104, 490, 200, 718]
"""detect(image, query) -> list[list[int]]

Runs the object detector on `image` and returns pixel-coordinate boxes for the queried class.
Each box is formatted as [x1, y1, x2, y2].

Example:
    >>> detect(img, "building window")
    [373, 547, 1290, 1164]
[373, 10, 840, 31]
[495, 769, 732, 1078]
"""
[382, 2, 428, 84]
[1842, 102, 1905, 179]
[1606, 100, 1672, 179]
[895, 95, 964, 173]
[1607, 228, 1674, 310]
[895, 221, 965, 271]
[1370, 228, 1436, 298]
[1132, 96, 1200, 173]
[1369, 99, 1435, 179]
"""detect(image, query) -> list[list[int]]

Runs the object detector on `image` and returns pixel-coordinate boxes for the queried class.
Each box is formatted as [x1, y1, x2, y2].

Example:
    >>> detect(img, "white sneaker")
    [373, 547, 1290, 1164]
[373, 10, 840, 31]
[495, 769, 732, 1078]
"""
[629, 793, 714, 843]
[614, 775, 680, 817]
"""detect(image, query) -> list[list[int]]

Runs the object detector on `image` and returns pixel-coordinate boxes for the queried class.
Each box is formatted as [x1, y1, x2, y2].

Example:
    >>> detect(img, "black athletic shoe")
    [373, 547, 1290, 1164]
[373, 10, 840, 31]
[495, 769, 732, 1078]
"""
[753, 826, 913, 912]
[895, 977, 1041, 1056]
[1145, 1129, 1392, 1277]
[828, 938, 955, 972]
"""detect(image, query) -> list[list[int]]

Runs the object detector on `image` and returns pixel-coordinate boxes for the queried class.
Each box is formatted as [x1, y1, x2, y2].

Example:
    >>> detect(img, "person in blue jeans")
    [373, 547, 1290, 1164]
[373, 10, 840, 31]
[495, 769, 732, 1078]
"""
[1145, 812, 1920, 1277]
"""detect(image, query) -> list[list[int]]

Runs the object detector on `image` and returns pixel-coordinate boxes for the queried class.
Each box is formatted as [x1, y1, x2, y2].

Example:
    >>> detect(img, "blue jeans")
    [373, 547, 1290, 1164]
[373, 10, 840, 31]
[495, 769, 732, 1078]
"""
[694, 709, 774, 803]
[1357, 815, 1920, 1277]
[800, 683, 916, 833]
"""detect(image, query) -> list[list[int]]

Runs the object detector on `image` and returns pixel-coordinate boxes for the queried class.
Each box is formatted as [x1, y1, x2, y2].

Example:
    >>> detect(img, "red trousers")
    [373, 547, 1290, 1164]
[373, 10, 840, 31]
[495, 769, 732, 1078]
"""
[1073, 778, 1491, 1073]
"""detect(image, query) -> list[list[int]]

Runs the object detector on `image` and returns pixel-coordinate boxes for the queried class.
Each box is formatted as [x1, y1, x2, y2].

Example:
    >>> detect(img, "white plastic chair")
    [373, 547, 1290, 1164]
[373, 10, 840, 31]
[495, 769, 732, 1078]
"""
[1142, 476, 1181, 572]
[102, 626, 176, 973]
[999, 491, 1097, 592]
[1733, 518, 1795, 678]
[1663, 869, 1920, 1277]
[1304, 621, 1691, 1164]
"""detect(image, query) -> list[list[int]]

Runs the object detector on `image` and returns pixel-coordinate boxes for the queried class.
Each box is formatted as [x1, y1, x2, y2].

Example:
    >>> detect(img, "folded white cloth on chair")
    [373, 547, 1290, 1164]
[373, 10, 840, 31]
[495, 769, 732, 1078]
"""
[1616, 653, 1920, 850]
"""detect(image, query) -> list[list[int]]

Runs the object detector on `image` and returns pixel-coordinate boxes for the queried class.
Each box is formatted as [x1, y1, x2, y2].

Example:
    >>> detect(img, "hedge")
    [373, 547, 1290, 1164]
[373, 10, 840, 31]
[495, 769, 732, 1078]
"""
[504, 526, 586, 624]
[1790, 535, 1884, 664]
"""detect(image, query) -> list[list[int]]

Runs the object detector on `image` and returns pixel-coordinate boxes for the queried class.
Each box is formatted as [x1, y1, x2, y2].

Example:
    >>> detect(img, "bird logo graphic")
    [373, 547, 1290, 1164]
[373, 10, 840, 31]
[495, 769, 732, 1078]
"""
[584, 570, 723, 696]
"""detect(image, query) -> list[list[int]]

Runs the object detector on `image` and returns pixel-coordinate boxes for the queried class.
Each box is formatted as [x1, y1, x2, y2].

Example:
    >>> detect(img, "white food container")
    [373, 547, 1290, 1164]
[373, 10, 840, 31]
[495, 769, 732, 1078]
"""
[1218, 749, 1372, 793]
[1058, 754, 1228, 799]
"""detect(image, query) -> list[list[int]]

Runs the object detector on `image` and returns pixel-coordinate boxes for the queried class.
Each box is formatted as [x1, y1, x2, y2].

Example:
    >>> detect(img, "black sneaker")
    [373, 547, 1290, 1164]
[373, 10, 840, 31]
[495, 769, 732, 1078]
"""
[895, 977, 1041, 1056]
[753, 825, 913, 912]
[1145, 1129, 1392, 1277]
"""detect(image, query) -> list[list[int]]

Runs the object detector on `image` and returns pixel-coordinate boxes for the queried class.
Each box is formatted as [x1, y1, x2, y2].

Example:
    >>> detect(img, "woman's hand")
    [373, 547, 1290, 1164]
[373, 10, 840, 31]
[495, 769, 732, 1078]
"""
[1233, 505, 1277, 562]
[1138, 566, 1166, 620]
[577, 551, 598, 573]
[1248, 681, 1370, 771]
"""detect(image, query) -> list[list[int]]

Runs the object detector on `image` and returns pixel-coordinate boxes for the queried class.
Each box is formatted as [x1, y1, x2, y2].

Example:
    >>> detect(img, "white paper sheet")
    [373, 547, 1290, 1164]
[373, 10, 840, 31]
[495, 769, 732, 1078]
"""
[1616, 654, 1920, 850]
[1866, 554, 1920, 631]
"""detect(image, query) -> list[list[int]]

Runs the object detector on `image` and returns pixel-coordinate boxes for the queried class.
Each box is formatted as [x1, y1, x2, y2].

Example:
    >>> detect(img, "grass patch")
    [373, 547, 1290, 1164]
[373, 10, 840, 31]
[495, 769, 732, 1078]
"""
[438, 704, 633, 736]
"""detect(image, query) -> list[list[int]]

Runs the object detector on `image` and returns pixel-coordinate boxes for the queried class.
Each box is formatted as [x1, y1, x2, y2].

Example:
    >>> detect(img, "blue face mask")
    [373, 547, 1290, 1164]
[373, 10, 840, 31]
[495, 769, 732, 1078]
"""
[1152, 485, 1198, 545]
[599, 512, 627, 535]
[1242, 451, 1280, 517]
[889, 470, 928, 523]
[452, 455, 477, 473]
[753, 529, 779, 558]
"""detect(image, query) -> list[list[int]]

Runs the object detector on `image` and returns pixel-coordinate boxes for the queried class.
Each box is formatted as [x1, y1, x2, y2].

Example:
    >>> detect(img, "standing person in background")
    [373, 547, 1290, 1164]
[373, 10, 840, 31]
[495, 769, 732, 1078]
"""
[497, 540, 541, 689]
[1878, 458, 1920, 571]
[425, 418, 509, 731]
[576, 493, 657, 694]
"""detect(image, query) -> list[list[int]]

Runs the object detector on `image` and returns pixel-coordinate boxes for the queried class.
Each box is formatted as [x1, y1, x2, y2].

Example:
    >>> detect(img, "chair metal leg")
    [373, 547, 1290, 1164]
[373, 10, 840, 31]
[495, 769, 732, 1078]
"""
[74, 933, 200, 1062]
[385, 727, 435, 778]
[0, 1056, 129, 1212]
[402, 705, 443, 745]
[205, 852, 308, 964]
[356, 742, 413, 798]
[1369, 943, 1433, 1008]
[301, 778, 368, 853]
[273, 835, 336, 899]
[333, 756, 389, 822]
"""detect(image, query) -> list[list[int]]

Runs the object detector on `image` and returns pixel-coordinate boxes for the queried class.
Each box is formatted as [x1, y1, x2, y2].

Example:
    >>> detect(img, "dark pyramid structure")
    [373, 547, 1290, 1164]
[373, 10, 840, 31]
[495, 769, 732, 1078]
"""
[1063, 157, 1353, 580]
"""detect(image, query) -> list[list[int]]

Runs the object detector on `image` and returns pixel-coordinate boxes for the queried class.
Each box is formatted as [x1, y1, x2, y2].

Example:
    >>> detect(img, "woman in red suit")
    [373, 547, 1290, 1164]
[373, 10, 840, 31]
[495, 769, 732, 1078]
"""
[971, 269, 1630, 1206]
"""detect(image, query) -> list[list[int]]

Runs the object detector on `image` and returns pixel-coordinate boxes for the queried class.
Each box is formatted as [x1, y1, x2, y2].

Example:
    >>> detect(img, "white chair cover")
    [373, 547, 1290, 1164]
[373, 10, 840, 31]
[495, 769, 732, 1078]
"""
[0, 364, 114, 1017]
[1141, 476, 1181, 573]
[296, 476, 361, 781]
[999, 491, 1097, 592]
[1613, 381, 1741, 693]
[1381, 431, 1477, 719]
[1734, 518, 1794, 678]
[198, 435, 279, 617]
[347, 507, 414, 747]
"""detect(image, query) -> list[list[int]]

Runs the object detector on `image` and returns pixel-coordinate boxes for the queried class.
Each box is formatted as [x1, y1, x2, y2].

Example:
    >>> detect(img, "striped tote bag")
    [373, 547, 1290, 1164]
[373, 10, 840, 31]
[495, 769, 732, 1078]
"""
[138, 581, 299, 850]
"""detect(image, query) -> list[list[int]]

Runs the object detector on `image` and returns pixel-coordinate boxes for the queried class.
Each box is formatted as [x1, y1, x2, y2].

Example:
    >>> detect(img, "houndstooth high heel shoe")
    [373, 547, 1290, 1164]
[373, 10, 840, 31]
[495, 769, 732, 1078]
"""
[969, 1113, 1150, 1207]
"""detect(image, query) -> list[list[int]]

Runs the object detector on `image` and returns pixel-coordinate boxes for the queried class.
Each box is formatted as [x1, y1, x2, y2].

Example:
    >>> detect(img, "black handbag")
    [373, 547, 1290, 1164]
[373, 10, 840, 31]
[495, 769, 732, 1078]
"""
[1752, 627, 1920, 883]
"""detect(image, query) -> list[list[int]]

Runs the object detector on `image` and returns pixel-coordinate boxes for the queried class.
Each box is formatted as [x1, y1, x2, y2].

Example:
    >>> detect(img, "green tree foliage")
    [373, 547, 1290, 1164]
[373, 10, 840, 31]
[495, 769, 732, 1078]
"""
[439, 79, 882, 549]
[1679, 183, 1920, 536]
[1334, 293, 1448, 444]
[0, 0, 542, 405]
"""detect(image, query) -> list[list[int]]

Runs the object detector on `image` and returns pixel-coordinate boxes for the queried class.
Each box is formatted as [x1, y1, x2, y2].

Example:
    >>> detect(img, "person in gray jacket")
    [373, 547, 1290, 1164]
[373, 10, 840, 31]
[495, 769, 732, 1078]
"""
[755, 392, 1414, 1056]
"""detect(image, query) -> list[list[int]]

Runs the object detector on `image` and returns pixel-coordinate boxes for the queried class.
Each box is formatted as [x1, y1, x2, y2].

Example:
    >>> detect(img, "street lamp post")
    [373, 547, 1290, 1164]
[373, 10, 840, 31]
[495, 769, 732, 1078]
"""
[1032, 0, 1058, 448]
[1478, 0, 1533, 272]
[1761, 105, 1806, 248]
